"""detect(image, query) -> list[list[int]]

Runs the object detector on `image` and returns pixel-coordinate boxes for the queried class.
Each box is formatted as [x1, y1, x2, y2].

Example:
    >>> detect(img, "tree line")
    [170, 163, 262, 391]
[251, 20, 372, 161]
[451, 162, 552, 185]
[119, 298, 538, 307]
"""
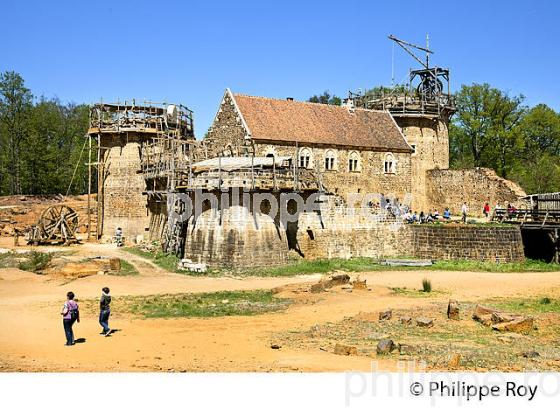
[309, 85, 560, 194]
[0, 71, 89, 196]
[1, 71, 559, 196]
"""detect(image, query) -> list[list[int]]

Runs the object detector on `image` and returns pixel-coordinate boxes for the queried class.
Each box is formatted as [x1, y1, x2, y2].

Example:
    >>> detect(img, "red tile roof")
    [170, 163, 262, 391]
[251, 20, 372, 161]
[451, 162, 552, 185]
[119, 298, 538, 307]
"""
[232, 93, 412, 152]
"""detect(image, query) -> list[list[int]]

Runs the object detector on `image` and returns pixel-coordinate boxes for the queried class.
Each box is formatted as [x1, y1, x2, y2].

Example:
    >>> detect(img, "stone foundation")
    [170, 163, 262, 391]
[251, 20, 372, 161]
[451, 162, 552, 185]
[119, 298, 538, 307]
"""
[410, 225, 525, 263]
[296, 211, 408, 259]
[183, 192, 289, 268]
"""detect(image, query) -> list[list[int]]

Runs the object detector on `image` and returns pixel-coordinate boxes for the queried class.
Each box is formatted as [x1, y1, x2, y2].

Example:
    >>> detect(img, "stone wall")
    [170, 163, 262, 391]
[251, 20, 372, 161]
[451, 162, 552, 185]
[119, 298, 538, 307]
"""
[396, 116, 449, 212]
[410, 225, 525, 262]
[294, 196, 410, 259]
[254, 143, 412, 203]
[183, 191, 289, 268]
[101, 134, 149, 239]
[296, 212, 409, 260]
[204, 91, 250, 158]
[426, 168, 527, 216]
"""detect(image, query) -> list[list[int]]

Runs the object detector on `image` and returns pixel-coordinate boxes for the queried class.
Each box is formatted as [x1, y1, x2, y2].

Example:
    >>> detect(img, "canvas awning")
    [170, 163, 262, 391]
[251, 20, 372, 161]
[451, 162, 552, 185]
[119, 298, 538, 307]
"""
[191, 156, 292, 173]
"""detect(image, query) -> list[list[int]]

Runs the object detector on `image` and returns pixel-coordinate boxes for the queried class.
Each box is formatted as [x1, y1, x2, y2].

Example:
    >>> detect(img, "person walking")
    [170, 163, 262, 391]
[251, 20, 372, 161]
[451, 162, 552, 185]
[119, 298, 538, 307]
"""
[483, 202, 490, 218]
[99, 287, 112, 336]
[461, 202, 468, 223]
[61, 291, 79, 346]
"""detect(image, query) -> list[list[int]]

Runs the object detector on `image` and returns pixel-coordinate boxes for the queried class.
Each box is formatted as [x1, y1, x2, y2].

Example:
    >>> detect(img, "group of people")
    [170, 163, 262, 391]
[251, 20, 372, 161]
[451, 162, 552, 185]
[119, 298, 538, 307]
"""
[402, 207, 453, 224]
[61, 287, 112, 346]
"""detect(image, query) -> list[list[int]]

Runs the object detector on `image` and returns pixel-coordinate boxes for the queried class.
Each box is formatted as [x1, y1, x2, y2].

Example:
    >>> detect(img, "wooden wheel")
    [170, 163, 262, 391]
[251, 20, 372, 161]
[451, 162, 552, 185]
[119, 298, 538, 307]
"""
[38, 205, 79, 242]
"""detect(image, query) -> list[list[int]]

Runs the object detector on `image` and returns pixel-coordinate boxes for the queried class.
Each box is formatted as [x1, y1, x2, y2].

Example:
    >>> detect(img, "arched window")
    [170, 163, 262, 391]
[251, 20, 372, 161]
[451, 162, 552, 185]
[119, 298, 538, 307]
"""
[324, 149, 336, 171]
[384, 153, 396, 174]
[348, 151, 360, 172]
[299, 148, 312, 169]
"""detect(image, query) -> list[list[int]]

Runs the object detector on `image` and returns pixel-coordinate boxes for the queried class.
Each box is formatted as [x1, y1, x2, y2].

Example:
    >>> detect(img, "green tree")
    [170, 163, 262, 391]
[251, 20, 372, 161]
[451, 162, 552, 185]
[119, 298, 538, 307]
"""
[0, 71, 33, 195]
[519, 104, 560, 159]
[508, 104, 560, 193]
[449, 83, 525, 178]
[308, 91, 341, 105]
[0, 71, 89, 196]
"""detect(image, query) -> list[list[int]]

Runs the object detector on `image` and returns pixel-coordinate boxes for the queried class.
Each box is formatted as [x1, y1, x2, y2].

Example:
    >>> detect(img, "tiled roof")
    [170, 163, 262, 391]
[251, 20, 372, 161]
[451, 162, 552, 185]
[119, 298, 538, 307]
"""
[232, 93, 412, 152]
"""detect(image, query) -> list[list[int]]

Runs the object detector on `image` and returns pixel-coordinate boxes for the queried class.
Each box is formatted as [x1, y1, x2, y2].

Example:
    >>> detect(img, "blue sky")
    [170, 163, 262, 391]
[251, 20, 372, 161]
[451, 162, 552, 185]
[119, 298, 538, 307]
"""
[1, 0, 559, 138]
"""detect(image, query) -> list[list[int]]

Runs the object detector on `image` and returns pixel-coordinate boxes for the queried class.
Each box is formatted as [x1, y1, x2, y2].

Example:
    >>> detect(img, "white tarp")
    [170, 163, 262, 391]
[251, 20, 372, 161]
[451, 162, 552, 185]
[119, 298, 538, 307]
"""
[191, 156, 292, 173]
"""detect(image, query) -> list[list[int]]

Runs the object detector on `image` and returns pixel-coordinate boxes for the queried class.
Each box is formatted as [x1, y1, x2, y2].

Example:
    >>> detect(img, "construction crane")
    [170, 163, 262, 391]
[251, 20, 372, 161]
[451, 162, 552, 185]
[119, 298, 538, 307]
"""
[388, 34, 449, 100]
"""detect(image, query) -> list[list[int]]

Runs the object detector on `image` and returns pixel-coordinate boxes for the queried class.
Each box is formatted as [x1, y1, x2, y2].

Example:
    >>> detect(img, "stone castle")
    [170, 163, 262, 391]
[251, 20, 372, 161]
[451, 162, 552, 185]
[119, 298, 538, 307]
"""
[86, 87, 527, 268]
[204, 88, 525, 213]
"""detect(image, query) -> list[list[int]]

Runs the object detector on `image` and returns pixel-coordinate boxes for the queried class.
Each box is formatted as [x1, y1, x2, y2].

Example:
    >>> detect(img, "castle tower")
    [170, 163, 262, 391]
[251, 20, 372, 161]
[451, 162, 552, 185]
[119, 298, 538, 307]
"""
[351, 36, 456, 211]
[87, 101, 194, 240]
[392, 112, 452, 212]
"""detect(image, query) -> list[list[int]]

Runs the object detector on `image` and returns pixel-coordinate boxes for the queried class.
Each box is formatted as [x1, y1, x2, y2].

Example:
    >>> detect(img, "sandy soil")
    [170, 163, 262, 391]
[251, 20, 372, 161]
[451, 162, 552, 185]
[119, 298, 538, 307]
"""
[1, 239, 560, 372]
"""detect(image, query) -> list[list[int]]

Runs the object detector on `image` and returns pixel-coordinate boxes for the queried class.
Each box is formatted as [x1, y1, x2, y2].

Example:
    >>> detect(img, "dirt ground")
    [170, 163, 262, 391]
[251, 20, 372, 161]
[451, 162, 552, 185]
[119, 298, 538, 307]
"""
[1, 234, 560, 373]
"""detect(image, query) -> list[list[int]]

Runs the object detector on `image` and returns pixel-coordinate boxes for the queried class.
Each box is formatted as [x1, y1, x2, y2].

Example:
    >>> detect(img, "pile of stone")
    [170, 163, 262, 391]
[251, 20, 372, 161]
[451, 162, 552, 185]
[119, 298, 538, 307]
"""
[0, 218, 16, 236]
[310, 273, 350, 293]
[472, 304, 534, 333]
[177, 259, 208, 273]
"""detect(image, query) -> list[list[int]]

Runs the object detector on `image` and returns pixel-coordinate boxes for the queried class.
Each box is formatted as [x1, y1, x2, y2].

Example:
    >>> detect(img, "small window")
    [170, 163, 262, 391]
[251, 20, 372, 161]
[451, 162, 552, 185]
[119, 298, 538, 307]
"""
[324, 150, 336, 171]
[410, 144, 416, 154]
[348, 151, 360, 172]
[384, 153, 396, 174]
[299, 148, 312, 169]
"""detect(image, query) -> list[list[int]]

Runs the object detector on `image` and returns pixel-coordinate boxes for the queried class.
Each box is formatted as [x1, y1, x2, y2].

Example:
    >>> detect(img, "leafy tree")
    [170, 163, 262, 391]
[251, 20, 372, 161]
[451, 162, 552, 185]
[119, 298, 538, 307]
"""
[519, 104, 560, 159]
[450, 84, 560, 193]
[0, 71, 32, 194]
[449, 83, 525, 178]
[363, 84, 408, 97]
[308, 91, 341, 105]
[0, 71, 89, 196]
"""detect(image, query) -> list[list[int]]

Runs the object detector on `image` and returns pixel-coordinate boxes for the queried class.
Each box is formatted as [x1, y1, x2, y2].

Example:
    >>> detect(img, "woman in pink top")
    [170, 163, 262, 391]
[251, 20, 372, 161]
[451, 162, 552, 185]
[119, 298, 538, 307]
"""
[61, 291, 80, 346]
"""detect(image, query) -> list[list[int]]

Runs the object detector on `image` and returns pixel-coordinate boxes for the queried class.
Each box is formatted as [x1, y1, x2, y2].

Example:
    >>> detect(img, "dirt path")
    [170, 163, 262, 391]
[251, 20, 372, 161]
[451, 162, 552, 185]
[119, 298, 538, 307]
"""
[2, 239, 560, 372]
[2, 247, 560, 372]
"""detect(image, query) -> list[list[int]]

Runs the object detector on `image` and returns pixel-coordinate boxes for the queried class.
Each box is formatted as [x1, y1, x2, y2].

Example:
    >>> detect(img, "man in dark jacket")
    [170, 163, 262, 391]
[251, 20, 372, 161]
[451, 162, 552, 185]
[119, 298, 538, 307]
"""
[99, 287, 112, 336]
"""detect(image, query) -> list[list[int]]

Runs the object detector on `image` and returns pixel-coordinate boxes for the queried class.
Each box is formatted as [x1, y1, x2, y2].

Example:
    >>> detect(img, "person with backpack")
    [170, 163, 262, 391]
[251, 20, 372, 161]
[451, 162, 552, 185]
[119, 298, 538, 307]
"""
[99, 287, 112, 336]
[61, 291, 79, 346]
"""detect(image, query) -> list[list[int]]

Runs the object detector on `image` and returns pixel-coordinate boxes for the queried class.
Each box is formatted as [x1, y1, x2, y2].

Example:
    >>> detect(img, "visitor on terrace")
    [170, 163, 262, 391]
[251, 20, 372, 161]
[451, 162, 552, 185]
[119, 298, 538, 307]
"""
[461, 202, 468, 223]
[483, 202, 491, 218]
[443, 207, 451, 220]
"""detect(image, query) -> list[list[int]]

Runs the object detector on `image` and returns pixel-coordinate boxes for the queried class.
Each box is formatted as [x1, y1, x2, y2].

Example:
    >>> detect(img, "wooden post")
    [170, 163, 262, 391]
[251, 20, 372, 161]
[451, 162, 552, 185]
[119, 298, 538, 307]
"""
[87, 134, 92, 241]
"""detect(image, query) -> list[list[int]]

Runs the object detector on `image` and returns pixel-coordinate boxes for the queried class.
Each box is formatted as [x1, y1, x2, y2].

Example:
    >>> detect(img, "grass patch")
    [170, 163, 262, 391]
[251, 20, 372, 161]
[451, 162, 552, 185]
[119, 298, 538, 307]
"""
[240, 258, 384, 277]
[483, 297, 560, 314]
[115, 290, 290, 318]
[122, 246, 560, 276]
[427, 259, 560, 272]
[18, 251, 52, 273]
[390, 286, 446, 298]
[245, 258, 560, 276]
[108, 259, 139, 276]
[1, 251, 54, 273]
[0, 252, 19, 269]
[123, 247, 183, 273]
